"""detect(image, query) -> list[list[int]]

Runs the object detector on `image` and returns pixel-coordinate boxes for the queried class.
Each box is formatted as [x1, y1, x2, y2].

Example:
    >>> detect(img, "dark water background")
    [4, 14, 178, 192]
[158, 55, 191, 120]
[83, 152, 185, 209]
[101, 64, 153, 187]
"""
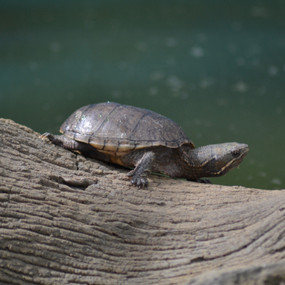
[1, 0, 284, 189]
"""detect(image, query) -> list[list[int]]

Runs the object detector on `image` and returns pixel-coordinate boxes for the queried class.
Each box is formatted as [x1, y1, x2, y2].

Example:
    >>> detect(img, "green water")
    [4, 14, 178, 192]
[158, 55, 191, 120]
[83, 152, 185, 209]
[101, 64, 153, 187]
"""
[1, 1, 284, 189]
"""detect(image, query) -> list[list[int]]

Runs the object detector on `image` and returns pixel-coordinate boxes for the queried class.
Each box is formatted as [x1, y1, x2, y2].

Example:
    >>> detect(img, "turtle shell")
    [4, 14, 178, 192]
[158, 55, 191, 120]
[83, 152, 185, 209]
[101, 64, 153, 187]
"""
[60, 102, 194, 155]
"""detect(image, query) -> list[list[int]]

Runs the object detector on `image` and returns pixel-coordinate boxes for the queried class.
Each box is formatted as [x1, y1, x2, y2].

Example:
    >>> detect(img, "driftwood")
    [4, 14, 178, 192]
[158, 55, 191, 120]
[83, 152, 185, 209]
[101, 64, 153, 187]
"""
[0, 118, 285, 285]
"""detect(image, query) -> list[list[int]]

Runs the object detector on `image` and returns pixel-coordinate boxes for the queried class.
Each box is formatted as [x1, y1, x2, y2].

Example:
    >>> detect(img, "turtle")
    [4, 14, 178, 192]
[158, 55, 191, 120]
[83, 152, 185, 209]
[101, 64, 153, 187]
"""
[41, 102, 249, 187]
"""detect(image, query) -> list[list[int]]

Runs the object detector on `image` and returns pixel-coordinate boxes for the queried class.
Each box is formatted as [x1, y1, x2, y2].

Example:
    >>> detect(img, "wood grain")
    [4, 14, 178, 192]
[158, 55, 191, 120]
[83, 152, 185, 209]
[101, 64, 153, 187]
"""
[0, 118, 285, 284]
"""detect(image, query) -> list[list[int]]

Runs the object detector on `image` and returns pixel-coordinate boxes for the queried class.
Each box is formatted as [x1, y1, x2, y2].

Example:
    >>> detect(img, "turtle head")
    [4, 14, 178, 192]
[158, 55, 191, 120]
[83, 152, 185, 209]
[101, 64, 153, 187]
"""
[185, 142, 249, 179]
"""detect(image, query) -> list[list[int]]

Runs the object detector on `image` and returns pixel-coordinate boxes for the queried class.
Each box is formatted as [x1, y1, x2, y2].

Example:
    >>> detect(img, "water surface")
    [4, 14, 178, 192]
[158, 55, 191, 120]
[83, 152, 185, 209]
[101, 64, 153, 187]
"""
[1, 1, 284, 189]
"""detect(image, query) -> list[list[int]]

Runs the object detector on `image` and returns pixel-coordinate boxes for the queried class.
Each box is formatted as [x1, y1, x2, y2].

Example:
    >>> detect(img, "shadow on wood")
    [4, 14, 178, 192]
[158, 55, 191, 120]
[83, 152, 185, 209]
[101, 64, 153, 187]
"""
[1, 118, 285, 284]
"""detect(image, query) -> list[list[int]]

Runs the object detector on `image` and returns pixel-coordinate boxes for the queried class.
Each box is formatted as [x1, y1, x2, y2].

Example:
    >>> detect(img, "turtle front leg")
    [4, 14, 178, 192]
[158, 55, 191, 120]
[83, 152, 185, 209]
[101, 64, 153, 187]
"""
[127, 152, 154, 188]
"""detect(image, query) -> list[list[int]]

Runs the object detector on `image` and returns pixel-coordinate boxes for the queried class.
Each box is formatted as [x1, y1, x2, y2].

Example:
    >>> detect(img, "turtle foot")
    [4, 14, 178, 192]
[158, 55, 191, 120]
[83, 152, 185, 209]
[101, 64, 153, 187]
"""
[40, 132, 64, 147]
[127, 170, 148, 188]
[126, 152, 154, 188]
[39, 132, 54, 141]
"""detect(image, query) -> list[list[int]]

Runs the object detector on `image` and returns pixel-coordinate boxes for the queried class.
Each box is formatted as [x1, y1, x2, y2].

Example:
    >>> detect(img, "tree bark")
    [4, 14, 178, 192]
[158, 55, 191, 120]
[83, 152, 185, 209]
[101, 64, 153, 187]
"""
[1, 118, 285, 285]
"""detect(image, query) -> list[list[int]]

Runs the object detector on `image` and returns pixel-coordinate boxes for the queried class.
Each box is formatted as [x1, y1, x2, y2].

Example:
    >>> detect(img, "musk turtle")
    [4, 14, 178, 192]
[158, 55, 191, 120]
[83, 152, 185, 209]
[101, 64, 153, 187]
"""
[41, 102, 249, 187]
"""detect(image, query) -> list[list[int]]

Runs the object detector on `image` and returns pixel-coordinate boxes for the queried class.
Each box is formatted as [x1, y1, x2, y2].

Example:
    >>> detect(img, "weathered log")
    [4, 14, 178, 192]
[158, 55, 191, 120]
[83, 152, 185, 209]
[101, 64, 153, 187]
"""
[0, 118, 285, 285]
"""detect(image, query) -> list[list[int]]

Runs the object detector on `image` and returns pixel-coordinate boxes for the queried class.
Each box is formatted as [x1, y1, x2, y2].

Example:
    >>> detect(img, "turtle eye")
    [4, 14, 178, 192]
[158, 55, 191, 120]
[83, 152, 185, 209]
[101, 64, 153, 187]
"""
[231, 150, 241, 158]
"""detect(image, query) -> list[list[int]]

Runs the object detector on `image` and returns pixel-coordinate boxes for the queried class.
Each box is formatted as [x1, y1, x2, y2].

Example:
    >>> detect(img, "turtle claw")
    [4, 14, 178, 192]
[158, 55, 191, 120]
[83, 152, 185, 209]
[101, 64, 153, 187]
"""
[130, 177, 148, 188]
[127, 170, 148, 188]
